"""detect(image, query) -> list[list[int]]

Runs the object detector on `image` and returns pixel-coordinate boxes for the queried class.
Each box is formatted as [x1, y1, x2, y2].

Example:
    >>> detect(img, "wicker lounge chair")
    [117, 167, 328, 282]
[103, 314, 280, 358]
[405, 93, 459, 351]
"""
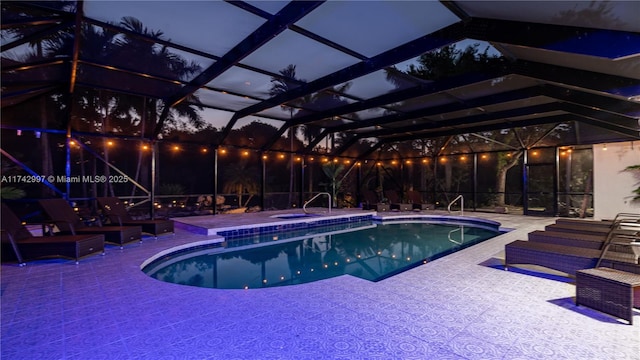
[384, 190, 412, 211]
[529, 230, 635, 253]
[1, 203, 104, 264]
[528, 230, 606, 250]
[555, 218, 616, 229]
[556, 213, 640, 229]
[544, 223, 639, 237]
[554, 213, 640, 232]
[38, 199, 141, 248]
[504, 240, 640, 276]
[361, 190, 389, 212]
[406, 190, 434, 210]
[545, 223, 611, 236]
[96, 197, 174, 238]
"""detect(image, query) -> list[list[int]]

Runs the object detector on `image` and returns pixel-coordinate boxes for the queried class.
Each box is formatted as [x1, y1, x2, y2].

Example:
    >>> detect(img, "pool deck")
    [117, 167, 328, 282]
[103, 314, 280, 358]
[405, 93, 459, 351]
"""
[2, 210, 639, 359]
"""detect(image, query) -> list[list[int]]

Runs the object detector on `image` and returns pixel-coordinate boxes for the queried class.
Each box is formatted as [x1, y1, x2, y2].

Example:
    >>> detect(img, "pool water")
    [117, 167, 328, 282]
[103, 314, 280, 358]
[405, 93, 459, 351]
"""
[144, 220, 502, 289]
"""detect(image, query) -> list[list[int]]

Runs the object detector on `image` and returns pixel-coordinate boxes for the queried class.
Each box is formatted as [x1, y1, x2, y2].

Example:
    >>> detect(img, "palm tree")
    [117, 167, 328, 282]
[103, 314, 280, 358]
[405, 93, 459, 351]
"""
[3, 1, 76, 197]
[222, 162, 260, 210]
[45, 16, 205, 198]
[321, 162, 346, 208]
[269, 64, 305, 207]
[112, 17, 204, 196]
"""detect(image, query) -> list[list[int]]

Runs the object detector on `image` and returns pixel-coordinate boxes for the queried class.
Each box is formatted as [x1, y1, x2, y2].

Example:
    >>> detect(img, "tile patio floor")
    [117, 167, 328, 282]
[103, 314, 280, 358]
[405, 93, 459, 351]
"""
[1, 210, 638, 359]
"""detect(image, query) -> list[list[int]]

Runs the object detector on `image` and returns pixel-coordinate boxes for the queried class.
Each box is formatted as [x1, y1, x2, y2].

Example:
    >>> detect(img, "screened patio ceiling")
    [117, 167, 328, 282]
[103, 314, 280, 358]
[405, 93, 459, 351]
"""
[2, 1, 640, 160]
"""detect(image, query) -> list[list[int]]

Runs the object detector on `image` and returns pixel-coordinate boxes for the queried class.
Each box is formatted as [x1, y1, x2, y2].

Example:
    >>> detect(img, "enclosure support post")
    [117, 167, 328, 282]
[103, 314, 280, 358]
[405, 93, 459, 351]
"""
[65, 133, 71, 200]
[522, 150, 528, 216]
[150, 142, 156, 219]
[213, 147, 218, 215]
[299, 157, 305, 207]
[356, 161, 362, 207]
[473, 153, 478, 211]
[260, 152, 266, 211]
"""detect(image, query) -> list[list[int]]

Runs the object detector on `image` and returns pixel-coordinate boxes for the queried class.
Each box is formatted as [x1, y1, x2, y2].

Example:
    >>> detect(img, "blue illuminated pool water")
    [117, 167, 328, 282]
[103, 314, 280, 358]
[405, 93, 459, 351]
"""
[144, 219, 502, 289]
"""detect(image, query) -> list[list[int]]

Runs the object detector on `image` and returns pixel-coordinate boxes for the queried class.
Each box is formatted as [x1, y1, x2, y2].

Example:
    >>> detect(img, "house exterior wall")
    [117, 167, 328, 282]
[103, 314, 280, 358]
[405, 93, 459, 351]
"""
[593, 141, 640, 220]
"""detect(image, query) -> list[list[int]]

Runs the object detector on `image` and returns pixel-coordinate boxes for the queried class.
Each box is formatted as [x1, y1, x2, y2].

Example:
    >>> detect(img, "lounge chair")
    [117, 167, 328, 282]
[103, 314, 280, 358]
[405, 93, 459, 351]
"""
[1, 203, 104, 264]
[528, 230, 606, 250]
[555, 218, 616, 229]
[384, 190, 412, 211]
[528, 230, 636, 252]
[361, 190, 389, 212]
[544, 223, 639, 237]
[96, 197, 174, 238]
[504, 240, 640, 276]
[554, 213, 640, 231]
[406, 190, 434, 210]
[38, 199, 141, 248]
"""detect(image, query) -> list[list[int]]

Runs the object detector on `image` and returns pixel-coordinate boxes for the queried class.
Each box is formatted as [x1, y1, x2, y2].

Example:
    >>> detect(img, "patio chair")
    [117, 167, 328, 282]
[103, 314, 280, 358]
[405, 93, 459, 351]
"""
[384, 190, 412, 211]
[38, 199, 141, 248]
[406, 190, 434, 210]
[1, 203, 104, 264]
[504, 240, 640, 276]
[361, 190, 389, 212]
[96, 197, 174, 238]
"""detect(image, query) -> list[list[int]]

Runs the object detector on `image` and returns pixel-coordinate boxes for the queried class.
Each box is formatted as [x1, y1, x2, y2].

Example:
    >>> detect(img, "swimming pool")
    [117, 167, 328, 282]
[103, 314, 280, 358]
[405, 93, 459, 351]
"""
[143, 217, 503, 289]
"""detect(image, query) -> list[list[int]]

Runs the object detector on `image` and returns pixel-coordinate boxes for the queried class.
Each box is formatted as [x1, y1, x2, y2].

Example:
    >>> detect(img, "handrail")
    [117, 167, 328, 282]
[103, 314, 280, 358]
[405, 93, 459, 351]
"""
[448, 195, 464, 216]
[303, 192, 332, 214]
